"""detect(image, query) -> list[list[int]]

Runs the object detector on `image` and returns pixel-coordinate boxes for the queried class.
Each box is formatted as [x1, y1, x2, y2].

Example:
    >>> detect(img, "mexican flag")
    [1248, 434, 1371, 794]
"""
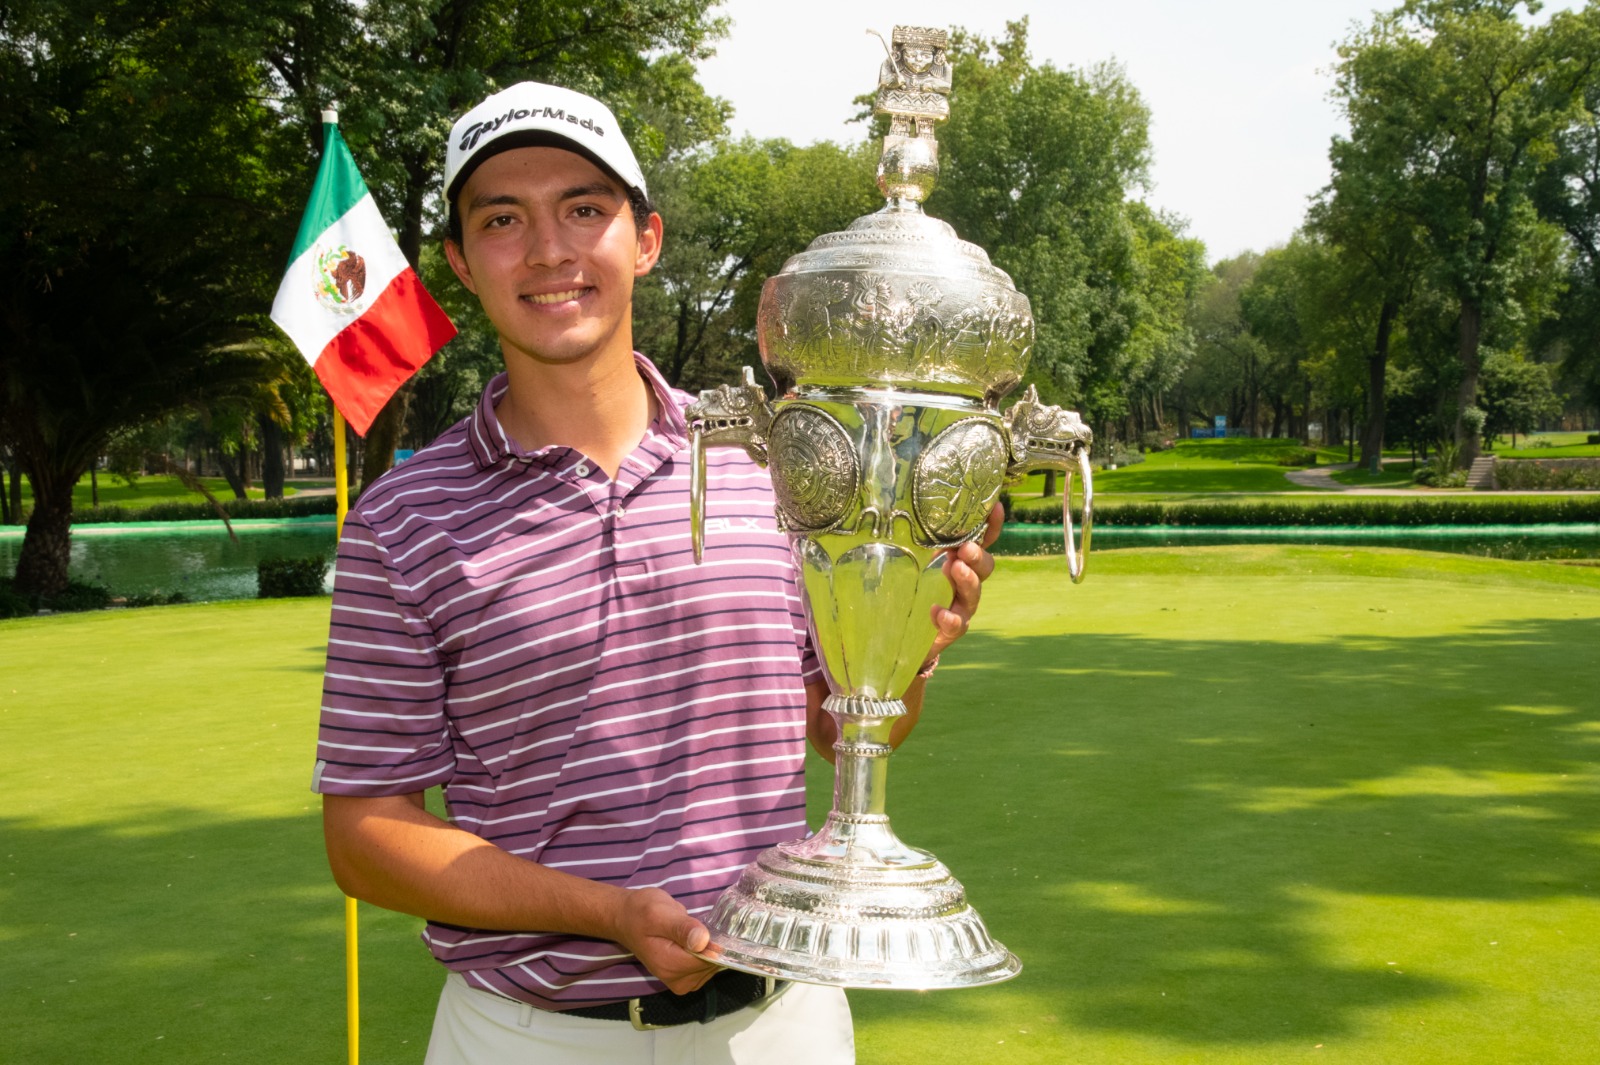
[271, 114, 455, 436]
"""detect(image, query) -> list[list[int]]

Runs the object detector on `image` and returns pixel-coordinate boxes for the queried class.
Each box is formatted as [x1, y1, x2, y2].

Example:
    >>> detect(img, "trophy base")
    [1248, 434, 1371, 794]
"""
[699, 814, 1021, 989]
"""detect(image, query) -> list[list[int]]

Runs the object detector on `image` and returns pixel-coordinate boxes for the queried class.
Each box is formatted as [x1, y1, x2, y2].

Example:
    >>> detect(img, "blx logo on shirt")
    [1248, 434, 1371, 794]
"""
[704, 517, 764, 535]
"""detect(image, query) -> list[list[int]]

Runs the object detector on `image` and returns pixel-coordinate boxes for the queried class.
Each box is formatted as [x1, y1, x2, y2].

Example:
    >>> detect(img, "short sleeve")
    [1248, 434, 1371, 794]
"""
[312, 510, 456, 796]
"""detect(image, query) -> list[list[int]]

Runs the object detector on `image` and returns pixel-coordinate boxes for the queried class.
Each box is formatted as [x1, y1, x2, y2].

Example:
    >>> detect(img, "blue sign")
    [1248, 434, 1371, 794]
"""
[1214, 415, 1227, 431]
[393, 449, 416, 464]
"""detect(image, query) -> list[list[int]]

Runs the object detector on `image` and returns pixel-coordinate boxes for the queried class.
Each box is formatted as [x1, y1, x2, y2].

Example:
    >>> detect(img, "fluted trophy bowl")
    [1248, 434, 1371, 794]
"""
[685, 24, 1093, 990]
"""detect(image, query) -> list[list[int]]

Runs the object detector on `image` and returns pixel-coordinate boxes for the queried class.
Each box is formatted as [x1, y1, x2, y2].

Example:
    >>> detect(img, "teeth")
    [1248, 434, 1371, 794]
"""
[527, 288, 583, 304]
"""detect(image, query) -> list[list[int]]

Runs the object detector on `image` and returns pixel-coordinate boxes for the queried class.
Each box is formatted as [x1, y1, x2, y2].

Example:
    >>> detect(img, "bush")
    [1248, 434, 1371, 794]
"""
[123, 590, 190, 608]
[71, 494, 339, 525]
[1495, 459, 1600, 490]
[1140, 431, 1175, 453]
[1413, 460, 1468, 488]
[1275, 448, 1319, 467]
[0, 576, 113, 618]
[1588, 434, 1600, 445]
[1097, 443, 1145, 469]
[257, 555, 330, 598]
[1008, 494, 1600, 527]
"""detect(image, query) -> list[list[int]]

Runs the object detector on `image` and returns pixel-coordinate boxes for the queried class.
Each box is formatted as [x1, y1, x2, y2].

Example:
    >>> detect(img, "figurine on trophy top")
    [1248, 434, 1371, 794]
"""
[873, 25, 952, 137]
[869, 25, 952, 204]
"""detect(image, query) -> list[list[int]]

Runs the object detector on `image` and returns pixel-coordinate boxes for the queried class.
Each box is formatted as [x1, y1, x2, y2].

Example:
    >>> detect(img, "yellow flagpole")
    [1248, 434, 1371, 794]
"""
[333, 407, 359, 1065]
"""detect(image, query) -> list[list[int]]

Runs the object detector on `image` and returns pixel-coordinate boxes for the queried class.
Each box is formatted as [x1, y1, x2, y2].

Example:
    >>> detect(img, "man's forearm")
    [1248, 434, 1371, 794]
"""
[323, 792, 624, 936]
[322, 792, 720, 994]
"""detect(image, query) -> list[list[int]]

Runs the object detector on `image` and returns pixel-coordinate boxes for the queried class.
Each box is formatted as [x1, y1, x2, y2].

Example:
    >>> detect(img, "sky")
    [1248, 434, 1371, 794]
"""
[695, 0, 1577, 263]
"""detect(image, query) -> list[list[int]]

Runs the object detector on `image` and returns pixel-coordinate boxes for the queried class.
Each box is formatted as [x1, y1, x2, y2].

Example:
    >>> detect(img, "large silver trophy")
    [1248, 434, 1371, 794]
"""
[685, 25, 1094, 989]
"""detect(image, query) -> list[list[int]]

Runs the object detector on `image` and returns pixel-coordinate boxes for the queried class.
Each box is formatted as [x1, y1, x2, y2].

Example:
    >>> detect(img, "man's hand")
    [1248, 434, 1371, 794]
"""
[926, 501, 1002, 662]
[610, 887, 720, 995]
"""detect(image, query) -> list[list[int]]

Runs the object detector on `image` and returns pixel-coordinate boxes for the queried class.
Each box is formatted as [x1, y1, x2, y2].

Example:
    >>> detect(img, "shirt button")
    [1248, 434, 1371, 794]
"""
[614, 506, 625, 520]
[575, 463, 590, 476]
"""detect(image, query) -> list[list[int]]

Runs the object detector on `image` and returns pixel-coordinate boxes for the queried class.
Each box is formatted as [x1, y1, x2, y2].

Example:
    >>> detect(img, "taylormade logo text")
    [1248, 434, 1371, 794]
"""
[458, 106, 607, 151]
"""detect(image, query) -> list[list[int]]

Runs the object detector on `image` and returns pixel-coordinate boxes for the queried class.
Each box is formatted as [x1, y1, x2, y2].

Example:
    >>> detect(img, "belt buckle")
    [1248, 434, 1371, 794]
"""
[628, 997, 668, 1032]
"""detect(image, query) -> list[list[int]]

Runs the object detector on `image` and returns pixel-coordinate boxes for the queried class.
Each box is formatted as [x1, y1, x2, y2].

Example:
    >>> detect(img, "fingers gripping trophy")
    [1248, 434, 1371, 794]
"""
[685, 24, 1094, 989]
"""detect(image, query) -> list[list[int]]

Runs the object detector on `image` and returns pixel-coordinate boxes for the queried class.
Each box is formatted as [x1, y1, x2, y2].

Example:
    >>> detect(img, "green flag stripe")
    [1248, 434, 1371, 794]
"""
[286, 123, 371, 266]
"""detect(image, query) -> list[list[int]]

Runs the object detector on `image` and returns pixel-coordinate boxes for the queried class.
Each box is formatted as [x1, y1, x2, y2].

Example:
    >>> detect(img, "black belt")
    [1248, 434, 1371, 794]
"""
[561, 970, 784, 1030]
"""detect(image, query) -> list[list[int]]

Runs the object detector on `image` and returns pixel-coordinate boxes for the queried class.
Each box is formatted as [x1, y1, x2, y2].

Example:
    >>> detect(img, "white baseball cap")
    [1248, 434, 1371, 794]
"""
[443, 82, 648, 206]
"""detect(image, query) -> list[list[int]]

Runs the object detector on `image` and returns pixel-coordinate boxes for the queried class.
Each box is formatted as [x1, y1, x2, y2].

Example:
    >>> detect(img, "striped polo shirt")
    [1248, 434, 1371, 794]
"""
[313, 354, 818, 1009]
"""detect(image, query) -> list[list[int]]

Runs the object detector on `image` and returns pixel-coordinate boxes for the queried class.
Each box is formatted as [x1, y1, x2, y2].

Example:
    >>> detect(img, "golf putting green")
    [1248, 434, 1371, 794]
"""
[2, 547, 1596, 1064]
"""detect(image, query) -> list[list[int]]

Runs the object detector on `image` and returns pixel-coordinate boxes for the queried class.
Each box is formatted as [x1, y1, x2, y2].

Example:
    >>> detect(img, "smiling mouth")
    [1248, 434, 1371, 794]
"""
[525, 288, 587, 305]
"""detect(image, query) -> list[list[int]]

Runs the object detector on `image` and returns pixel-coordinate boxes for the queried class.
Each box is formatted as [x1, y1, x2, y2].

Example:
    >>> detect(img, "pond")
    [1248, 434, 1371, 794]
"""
[0, 518, 337, 602]
[992, 522, 1600, 562]
[3, 519, 1597, 604]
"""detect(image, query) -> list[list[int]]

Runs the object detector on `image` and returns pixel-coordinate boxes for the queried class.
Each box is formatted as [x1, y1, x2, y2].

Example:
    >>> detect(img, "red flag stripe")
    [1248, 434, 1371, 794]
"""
[312, 268, 457, 436]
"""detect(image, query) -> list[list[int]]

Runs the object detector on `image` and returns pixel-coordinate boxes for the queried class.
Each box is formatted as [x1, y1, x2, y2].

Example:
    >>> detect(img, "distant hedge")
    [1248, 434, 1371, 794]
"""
[1010, 495, 1600, 527]
[1495, 459, 1600, 491]
[70, 495, 339, 525]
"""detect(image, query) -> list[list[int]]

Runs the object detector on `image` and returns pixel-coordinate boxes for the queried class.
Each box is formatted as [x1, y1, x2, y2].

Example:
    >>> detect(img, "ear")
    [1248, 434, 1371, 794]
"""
[634, 212, 664, 277]
[443, 237, 477, 295]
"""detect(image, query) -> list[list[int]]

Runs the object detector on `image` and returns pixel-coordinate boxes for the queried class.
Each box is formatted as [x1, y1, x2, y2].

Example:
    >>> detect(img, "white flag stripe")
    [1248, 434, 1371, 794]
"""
[270, 191, 411, 363]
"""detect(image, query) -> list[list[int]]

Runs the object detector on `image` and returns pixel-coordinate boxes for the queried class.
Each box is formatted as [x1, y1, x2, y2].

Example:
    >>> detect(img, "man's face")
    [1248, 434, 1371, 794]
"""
[903, 46, 933, 73]
[444, 146, 661, 369]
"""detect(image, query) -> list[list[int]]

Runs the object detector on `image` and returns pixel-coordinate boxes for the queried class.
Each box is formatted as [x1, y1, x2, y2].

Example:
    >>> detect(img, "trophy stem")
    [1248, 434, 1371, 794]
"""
[828, 694, 901, 819]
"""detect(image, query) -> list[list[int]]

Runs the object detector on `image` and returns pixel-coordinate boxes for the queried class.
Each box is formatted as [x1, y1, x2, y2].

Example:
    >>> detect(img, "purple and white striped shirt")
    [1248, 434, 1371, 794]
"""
[313, 355, 818, 1009]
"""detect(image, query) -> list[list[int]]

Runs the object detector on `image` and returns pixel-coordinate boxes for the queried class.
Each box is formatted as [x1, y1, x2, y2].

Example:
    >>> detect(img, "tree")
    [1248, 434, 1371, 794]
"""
[1480, 350, 1563, 445]
[1311, 87, 1430, 471]
[632, 137, 882, 391]
[1186, 254, 1268, 436]
[1329, 0, 1600, 467]
[1, 0, 299, 596]
[1533, 38, 1600, 421]
[928, 19, 1154, 429]
[259, 0, 730, 490]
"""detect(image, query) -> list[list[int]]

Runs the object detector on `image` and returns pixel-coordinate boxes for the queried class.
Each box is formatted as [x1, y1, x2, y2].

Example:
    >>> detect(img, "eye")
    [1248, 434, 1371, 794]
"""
[571, 203, 605, 219]
[482, 213, 516, 229]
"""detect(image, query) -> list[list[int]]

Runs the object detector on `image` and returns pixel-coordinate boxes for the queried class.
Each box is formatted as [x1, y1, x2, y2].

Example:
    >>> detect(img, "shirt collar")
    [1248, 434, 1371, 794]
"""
[465, 353, 688, 470]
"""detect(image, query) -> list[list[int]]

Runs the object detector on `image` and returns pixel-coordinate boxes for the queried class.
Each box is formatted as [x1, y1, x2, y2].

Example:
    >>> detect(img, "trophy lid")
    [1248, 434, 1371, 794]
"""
[756, 26, 1033, 406]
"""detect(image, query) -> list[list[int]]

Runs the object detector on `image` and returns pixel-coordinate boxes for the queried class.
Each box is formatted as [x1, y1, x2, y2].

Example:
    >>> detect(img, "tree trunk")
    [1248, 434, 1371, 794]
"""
[1454, 298, 1484, 468]
[0, 465, 10, 525]
[259, 415, 286, 499]
[217, 448, 248, 499]
[1359, 299, 1397, 475]
[1042, 470, 1057, 498]
[360, 382, 413, 496]
[11, 466, 81, 598]
[6, 460, 19, 525]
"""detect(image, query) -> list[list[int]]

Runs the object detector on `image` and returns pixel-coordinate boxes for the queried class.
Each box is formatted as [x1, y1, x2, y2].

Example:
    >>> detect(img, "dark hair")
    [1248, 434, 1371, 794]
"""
[444, 177, 655, 247]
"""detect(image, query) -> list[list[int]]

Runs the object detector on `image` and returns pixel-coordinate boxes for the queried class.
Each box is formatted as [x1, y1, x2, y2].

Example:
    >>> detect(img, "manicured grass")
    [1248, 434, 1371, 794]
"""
[1490, 431, 1599, 457]
[1329, 461, 1420, 488]
[1092, 440, 1324, 495]
[4, 548, 1598, 1063]
[13, 473, 310, 509]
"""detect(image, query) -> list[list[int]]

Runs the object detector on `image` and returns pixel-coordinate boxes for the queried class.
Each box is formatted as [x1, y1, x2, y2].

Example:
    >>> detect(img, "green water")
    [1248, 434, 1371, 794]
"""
[994, 522, 1600, 562]
[0, 518, 337, 601]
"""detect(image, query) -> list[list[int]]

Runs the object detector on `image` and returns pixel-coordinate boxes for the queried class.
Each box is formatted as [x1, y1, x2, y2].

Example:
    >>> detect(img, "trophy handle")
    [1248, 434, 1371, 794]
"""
[1062, 445, 1093, 583]
[1002, 385, 1095, 582]
[684, 367, 774, 565]
[690, 425, 708, 563]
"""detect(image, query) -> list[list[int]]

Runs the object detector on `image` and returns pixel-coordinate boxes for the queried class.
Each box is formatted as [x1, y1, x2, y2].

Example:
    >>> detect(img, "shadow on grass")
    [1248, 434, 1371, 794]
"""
[847, 613, 1600, 1048]
[0, 806, 439, 1065]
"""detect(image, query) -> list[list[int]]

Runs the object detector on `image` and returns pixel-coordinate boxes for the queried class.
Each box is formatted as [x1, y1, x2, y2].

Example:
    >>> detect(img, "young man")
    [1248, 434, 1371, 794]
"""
[313, 82, 998, 1064]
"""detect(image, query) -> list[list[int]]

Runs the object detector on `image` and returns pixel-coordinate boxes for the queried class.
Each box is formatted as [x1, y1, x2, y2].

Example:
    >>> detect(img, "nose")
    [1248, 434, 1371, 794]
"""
[522, 214, 577, 270]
